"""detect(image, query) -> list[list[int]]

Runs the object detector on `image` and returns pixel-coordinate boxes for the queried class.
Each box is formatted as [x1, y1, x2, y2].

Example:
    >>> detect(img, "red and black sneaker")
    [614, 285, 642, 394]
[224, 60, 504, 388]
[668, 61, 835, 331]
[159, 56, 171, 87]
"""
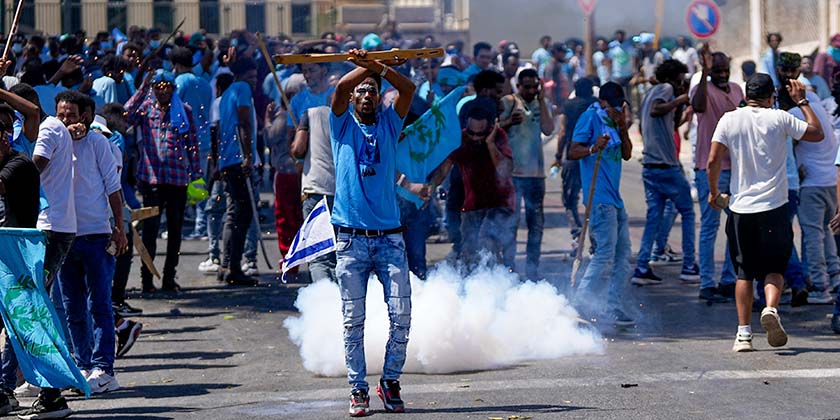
[348, 389, 370, 417]
[376, 379, 405, 413]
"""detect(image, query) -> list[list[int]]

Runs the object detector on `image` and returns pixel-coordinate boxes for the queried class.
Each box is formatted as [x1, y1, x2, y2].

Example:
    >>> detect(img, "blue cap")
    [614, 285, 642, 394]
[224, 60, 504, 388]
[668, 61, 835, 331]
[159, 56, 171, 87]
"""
[362, 33, 382, 50]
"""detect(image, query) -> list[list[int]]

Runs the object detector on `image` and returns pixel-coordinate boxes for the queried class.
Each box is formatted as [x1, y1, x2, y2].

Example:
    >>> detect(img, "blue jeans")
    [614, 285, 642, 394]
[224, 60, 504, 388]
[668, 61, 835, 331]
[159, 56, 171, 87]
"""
[58, 234, 116, 375]
[460, 207, 517, 270]
[785, 190, 808, 290]
[243, 171, 262, 264]
[694, 169, 736, 289]
[512, 177, 545, 280]
[335, 232, 411, 392]
[205, 175, 226, 260]
[302, 194, 336, 282]
[398, 196, 432, 279]
[575, 204, 631, 313]
[637, 167, 696, 271]
[651, 200, 677, 257]
[799, 186, 840, 290]
[193, 148, 212, 236]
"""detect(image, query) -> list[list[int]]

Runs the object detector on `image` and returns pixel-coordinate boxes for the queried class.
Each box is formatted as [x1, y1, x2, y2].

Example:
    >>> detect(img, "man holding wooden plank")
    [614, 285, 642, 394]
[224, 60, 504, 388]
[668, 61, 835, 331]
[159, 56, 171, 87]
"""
[329, 48, 426, 417]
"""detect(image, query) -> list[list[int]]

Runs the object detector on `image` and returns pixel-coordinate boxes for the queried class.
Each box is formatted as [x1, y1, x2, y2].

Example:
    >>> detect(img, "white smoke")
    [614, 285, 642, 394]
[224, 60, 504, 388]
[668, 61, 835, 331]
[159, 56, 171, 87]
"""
[283, 262, 604, 376]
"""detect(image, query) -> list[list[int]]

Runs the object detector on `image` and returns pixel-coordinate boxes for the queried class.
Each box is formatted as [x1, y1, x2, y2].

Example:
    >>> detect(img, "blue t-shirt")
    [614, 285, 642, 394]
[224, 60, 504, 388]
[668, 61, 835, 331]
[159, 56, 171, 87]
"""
[287, 86, 335, 127]
[175, 72, 214, 151]
[330, 105, 405, 230]
[218, 81, 258, 170]
[572, 106, 625, 208]
[92, 75, 132, 105]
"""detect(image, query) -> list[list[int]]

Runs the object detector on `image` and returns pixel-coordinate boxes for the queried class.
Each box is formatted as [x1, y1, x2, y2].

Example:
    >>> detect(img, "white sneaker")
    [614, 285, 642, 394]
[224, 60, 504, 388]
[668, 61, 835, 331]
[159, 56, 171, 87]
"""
[13, 382, 40, 398]
[86, 368, 120, 394]
[760, 307, 788, 348]
[198, 258, 220, 274]
[732, 332, 754, 352]
[241, 261, 259, 276]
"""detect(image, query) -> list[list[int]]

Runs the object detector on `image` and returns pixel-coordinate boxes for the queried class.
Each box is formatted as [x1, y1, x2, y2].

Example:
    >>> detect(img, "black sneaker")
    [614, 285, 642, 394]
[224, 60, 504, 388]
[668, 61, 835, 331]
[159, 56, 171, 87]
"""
[225, 271, 259, 287]
[631, 268, 662, 286]
[791, 287, 809, 307]
[116, 320, 143, 358]
[376, 379, 405, 413]
[113, 302, 143, 317]
[699, 287, 728, 303]
[17, 395, 71, 419]
[718, 283, 736, 298]
[607, 309, 636, 327]
[0, 391, 11, 416]
[348, 389, 370, 417]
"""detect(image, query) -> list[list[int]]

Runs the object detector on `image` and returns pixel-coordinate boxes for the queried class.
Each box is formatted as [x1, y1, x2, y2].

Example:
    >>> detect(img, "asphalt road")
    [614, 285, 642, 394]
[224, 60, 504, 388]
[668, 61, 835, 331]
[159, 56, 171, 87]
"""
[41, 133, 840, 420]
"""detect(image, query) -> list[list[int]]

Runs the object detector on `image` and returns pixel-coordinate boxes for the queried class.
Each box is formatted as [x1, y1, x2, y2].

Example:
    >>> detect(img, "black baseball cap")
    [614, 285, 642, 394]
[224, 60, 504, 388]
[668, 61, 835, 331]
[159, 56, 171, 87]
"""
[599, 81, 626, 108]
[746, 73, 775, 100]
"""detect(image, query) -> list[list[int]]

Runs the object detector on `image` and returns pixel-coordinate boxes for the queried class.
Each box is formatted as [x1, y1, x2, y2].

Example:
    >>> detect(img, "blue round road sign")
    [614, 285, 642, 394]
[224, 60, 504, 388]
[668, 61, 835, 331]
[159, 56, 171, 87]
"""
[686, 0, 721, 39]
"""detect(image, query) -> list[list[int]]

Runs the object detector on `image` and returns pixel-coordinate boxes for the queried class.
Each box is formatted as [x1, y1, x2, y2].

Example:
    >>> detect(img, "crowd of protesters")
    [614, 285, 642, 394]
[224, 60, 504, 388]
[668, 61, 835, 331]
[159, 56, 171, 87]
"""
[1, 20, 840, 418]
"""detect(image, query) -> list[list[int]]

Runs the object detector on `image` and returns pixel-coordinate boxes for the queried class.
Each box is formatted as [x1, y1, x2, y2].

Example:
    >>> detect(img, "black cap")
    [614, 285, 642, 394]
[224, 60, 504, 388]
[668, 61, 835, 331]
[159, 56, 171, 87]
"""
[599, 81, 625, 108]
[746, 73, 775, 100]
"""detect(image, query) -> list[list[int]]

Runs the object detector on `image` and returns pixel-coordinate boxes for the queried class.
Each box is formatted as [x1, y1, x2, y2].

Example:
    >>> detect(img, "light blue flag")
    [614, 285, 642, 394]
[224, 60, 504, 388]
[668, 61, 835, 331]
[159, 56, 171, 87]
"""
[397, 86, 466, 208]
[0, 229, 89, 396]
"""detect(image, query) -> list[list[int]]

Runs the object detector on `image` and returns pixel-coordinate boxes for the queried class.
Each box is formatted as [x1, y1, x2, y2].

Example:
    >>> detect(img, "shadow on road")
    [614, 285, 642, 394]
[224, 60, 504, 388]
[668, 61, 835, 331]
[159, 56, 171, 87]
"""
[403, 403, 591, 414]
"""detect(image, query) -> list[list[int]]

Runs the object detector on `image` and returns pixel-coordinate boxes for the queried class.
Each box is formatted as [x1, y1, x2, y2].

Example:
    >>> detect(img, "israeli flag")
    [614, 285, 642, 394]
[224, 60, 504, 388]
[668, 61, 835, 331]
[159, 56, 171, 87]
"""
[282, 198, 336, 282]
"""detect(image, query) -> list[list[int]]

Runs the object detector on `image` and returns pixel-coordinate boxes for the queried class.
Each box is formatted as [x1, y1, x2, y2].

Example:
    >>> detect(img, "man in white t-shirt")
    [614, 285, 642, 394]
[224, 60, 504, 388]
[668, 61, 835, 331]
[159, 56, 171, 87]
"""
[54, 90, 127, 397]
[708, 74, 824, 353]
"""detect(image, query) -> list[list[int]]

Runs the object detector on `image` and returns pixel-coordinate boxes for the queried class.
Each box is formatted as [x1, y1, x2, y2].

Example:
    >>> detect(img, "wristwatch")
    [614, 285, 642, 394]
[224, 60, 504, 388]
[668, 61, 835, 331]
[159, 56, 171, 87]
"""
[797, 98, 810, 106]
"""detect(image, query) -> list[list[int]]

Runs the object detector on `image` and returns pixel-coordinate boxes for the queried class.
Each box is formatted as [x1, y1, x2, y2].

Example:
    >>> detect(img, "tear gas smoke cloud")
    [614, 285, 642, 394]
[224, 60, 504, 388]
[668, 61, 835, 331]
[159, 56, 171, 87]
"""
[284, 262, 604, 376]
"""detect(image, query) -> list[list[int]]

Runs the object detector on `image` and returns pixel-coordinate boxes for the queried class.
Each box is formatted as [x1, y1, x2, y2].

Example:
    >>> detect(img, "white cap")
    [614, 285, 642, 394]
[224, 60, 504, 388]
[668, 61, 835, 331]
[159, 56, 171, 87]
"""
[91, 115, 112, 136]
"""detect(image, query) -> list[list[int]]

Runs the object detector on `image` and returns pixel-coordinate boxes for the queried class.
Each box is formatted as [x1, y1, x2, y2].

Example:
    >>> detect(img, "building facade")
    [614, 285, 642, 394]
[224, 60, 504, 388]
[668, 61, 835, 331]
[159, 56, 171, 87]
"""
[6, 0, 468, 39]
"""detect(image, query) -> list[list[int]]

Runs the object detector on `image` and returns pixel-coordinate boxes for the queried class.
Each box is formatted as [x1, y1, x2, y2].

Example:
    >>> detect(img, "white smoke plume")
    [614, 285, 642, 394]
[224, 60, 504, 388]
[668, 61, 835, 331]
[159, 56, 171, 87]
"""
[283, 262, 604, 376]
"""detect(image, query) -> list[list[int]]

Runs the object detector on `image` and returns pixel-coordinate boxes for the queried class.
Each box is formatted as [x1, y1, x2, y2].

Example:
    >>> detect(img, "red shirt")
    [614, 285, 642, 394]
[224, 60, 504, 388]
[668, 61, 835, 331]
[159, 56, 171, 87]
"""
[450, 128, 515, 212]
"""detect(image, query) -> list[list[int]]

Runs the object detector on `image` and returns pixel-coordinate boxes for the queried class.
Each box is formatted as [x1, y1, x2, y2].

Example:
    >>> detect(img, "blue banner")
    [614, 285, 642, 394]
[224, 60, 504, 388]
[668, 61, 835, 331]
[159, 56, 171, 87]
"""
[0, 229, 89, 396]
[397, 86, 466, 208]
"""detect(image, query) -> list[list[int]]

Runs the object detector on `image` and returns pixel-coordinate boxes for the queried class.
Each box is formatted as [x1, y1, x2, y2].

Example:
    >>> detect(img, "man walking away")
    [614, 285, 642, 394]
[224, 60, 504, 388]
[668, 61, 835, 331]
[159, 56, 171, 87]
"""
[708, 74, 823, 352]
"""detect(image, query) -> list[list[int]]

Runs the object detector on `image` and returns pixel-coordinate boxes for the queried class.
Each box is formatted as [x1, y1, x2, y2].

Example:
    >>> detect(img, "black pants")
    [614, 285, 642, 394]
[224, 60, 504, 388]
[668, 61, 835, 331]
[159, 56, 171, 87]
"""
[139, 182, 187, 289]
[112, 220, 133, 304]
[222, 166, 252, 274]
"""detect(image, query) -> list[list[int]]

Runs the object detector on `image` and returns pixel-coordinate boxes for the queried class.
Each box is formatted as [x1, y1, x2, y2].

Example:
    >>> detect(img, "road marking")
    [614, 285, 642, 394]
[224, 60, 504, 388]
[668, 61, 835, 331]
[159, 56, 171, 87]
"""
[269, 367, 840, 401]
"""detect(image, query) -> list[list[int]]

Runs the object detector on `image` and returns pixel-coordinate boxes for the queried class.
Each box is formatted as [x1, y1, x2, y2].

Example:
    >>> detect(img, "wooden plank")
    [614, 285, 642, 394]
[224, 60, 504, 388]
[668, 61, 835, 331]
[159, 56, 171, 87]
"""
[273, 48, 444, 65]
[130, 206, 160, 223]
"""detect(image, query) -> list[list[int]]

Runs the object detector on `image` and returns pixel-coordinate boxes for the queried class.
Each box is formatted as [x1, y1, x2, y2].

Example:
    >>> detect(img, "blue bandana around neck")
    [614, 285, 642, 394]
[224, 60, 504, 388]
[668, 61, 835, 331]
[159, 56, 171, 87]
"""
[358, 115, 380, 177]
[592, 102, 622, 148]
[152, 70, 190, 134]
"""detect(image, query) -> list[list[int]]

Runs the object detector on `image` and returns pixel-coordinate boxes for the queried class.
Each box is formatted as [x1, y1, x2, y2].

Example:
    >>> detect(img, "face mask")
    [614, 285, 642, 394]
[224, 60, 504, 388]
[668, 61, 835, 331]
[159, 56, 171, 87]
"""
[831, 46, 840, 63]
[11, 43, 21, 54]
[101, 41, 112, 50]
[149, 40, 161, 49]
[162, 60, 172, 71]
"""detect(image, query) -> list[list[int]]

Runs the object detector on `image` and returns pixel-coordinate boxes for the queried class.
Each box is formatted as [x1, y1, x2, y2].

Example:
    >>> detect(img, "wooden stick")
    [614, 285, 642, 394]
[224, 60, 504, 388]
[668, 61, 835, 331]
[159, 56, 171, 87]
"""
[131, 221, 160, 279]
[2, 0, 25, 60]
[256, 33, 297, 128]
[273, 48, 444, 65]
